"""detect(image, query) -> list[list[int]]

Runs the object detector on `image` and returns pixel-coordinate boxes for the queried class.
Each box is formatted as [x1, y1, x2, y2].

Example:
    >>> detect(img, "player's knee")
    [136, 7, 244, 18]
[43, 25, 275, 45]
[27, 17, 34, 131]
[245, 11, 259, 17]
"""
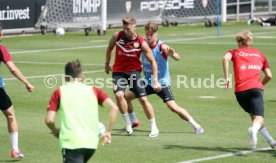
[5, 112, 16, 121]
[115, 91, 125, 100]
[138, 96, 148, 105]
[167, 102, 178, 113]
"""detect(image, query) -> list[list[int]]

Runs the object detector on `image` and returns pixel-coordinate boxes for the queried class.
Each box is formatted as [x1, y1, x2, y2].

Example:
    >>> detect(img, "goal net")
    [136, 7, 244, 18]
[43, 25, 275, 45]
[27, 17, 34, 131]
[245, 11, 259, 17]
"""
[35, 0, 218, 31]
[160, 0, 218, 24]
[35, 0, 104, 30]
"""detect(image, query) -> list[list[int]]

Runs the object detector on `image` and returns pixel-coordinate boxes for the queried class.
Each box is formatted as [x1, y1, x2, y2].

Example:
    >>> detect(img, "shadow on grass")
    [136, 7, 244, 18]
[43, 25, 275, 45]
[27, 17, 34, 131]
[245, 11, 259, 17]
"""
[163, 145, 276, 158]
[0, 160, 21, 162]
[267, 100, 276, 103]
[112, 128, 191, 137]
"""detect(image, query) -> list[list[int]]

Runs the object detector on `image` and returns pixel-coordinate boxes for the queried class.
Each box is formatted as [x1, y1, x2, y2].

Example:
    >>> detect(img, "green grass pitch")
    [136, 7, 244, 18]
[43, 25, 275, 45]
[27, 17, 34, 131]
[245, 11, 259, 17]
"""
[0, 22, 276, 163]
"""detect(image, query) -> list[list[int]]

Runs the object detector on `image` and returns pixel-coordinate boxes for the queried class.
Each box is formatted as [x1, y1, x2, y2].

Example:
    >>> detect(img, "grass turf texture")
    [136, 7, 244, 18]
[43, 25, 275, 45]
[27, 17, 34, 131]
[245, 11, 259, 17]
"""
[0, 21, 276, 162]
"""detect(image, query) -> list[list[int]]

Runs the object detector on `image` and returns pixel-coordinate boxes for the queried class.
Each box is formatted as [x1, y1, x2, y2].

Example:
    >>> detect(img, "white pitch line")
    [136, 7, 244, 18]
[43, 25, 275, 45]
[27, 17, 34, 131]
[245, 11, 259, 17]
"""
[169, 42, 276, 46]
[8, 31, 276, 55]
[14, 61, 103, 66]
[4, 70, 104, 81]
[178, 147, 272, 163]
[165, 31, 276, 43]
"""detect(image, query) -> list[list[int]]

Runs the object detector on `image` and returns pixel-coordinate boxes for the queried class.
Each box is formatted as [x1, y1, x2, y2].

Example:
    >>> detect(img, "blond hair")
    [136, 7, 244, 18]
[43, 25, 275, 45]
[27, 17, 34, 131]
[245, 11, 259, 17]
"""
[236, 31, 253, 47]
[122, 16, 136, 25]
[144, 22, 158, 33]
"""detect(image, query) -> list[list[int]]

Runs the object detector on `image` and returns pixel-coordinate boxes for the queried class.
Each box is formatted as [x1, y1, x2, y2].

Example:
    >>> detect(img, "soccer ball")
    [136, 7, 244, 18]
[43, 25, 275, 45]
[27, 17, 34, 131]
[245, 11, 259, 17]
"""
[98, 122, 106, 136]
[55, 27, 65, 36]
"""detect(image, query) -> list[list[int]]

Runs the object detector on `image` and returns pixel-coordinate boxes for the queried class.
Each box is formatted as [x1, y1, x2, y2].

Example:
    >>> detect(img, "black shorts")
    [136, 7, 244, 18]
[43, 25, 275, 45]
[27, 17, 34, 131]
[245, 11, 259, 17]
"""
[235, 88, 264, 117]
[131, 84, 174, 103]
[264, 18, 276, 25]
[112, 71, 147, 98]
[0, 88, 12, 110]
[62, 148, 96, 163]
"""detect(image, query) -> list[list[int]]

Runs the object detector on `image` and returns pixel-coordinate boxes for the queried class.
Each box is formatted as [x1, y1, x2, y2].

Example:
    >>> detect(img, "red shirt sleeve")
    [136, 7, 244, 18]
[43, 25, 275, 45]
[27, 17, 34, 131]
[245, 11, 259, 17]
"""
[93, 87, 109, 106]
[47, 88, 61, 112]
[0, 45, 12, 63]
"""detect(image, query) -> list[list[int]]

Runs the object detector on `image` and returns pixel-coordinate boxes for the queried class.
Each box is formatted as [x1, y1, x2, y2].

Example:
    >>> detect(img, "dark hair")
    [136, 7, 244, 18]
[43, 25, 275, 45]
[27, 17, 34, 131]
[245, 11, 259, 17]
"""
[144, 21, 158, 33]
[65, 60, 82, 78]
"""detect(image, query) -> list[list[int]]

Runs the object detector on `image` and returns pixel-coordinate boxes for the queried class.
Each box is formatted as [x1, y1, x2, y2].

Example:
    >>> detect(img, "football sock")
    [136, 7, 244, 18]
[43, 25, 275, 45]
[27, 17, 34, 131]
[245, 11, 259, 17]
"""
[259, 127, 275, 143]
[251, 122, 261, 134]
[188, 118, 201, 129]
[122, 113, 131, 126]
[129, 112, 138, 123]
[149, 118, 158, 130]
[9, 132, 19, 151]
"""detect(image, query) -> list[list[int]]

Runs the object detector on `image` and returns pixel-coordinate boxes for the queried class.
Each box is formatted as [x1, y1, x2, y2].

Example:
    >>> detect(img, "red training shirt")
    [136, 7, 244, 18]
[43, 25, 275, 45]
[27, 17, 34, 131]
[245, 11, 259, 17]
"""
[229, 47, 270, 92]
[0, 45, 12, 63]
[112, 31, 144, 72]
[47, 87, 109, 112]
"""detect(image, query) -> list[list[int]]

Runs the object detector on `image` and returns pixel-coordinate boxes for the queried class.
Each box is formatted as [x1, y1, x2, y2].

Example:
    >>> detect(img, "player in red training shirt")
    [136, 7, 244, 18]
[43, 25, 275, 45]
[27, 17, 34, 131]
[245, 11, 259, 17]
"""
[223, 30, 275, 150]
[105, 16, 161, 137]
[0, 44, 34, 158]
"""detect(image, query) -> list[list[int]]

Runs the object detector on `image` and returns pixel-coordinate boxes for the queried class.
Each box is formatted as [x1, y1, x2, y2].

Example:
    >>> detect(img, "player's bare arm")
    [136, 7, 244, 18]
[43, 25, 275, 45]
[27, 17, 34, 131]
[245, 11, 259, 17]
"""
[141, 42, 161, 92]
[223, 52, 232, 89]
[162, 44, 180, 61]
[262, 68, 272, 85]
[102, 97, 118, 133]
[5, 61, 34, 92]
[101, 98, 118, 145]
[105, 32, 118, 74]
[45, 111, 60, 138]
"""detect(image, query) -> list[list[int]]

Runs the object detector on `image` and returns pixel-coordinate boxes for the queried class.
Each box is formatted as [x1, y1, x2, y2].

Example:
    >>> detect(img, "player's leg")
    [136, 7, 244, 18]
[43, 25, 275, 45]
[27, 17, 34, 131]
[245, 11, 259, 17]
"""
[259, 127, 276, 148]
[130, 71, 158, 137]
[2, 106, 24, 158]
[248, 114, 263, 150]
[0, 88, 23, 158]
[125, 90, 140, 128]
[83, 148, 96, 163]
[138, 96, 159, 137]
[249, 88, 276, 148]
[62, 148, 84, 163]
[236, 88, 263, 150]
[156, 86, 204, 134]
[112, 72, 132, 135]
[166, 100, 204, 134]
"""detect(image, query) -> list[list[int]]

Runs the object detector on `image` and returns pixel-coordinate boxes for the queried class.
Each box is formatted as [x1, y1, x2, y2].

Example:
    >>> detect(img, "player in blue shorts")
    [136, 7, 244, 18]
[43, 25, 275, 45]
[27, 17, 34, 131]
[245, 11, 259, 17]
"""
[125, 22, 204, 135]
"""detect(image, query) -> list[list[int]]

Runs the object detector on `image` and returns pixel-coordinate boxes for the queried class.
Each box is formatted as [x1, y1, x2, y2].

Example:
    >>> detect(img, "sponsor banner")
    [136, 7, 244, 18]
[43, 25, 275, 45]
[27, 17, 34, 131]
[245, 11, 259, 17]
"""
[0, 0, 45, 29]
[106, 0, 216, 23]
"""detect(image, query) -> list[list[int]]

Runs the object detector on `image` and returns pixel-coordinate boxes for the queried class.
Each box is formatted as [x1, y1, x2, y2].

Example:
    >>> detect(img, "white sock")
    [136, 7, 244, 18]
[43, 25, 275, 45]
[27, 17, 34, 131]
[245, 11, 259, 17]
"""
[122, 113, 131, 126]
[188, 117, 201, 129]
[9, 132, 19, 151]
[129, 112, 138, 123]
[149, 118, 158, 130]
[259, 127, 275, 143]
[251, 122, 261, 134]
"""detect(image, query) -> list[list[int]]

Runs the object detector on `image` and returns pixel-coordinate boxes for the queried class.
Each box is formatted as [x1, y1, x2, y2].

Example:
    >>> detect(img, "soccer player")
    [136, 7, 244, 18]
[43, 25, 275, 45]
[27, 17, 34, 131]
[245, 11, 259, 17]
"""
[45, 60, 118, 163]
[223, 30, 276, 150]
[0, 44, 34, 158]
[105, 16, 161, 137]
[125, 22, 204, 135]
[248, 15, 276, 26]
